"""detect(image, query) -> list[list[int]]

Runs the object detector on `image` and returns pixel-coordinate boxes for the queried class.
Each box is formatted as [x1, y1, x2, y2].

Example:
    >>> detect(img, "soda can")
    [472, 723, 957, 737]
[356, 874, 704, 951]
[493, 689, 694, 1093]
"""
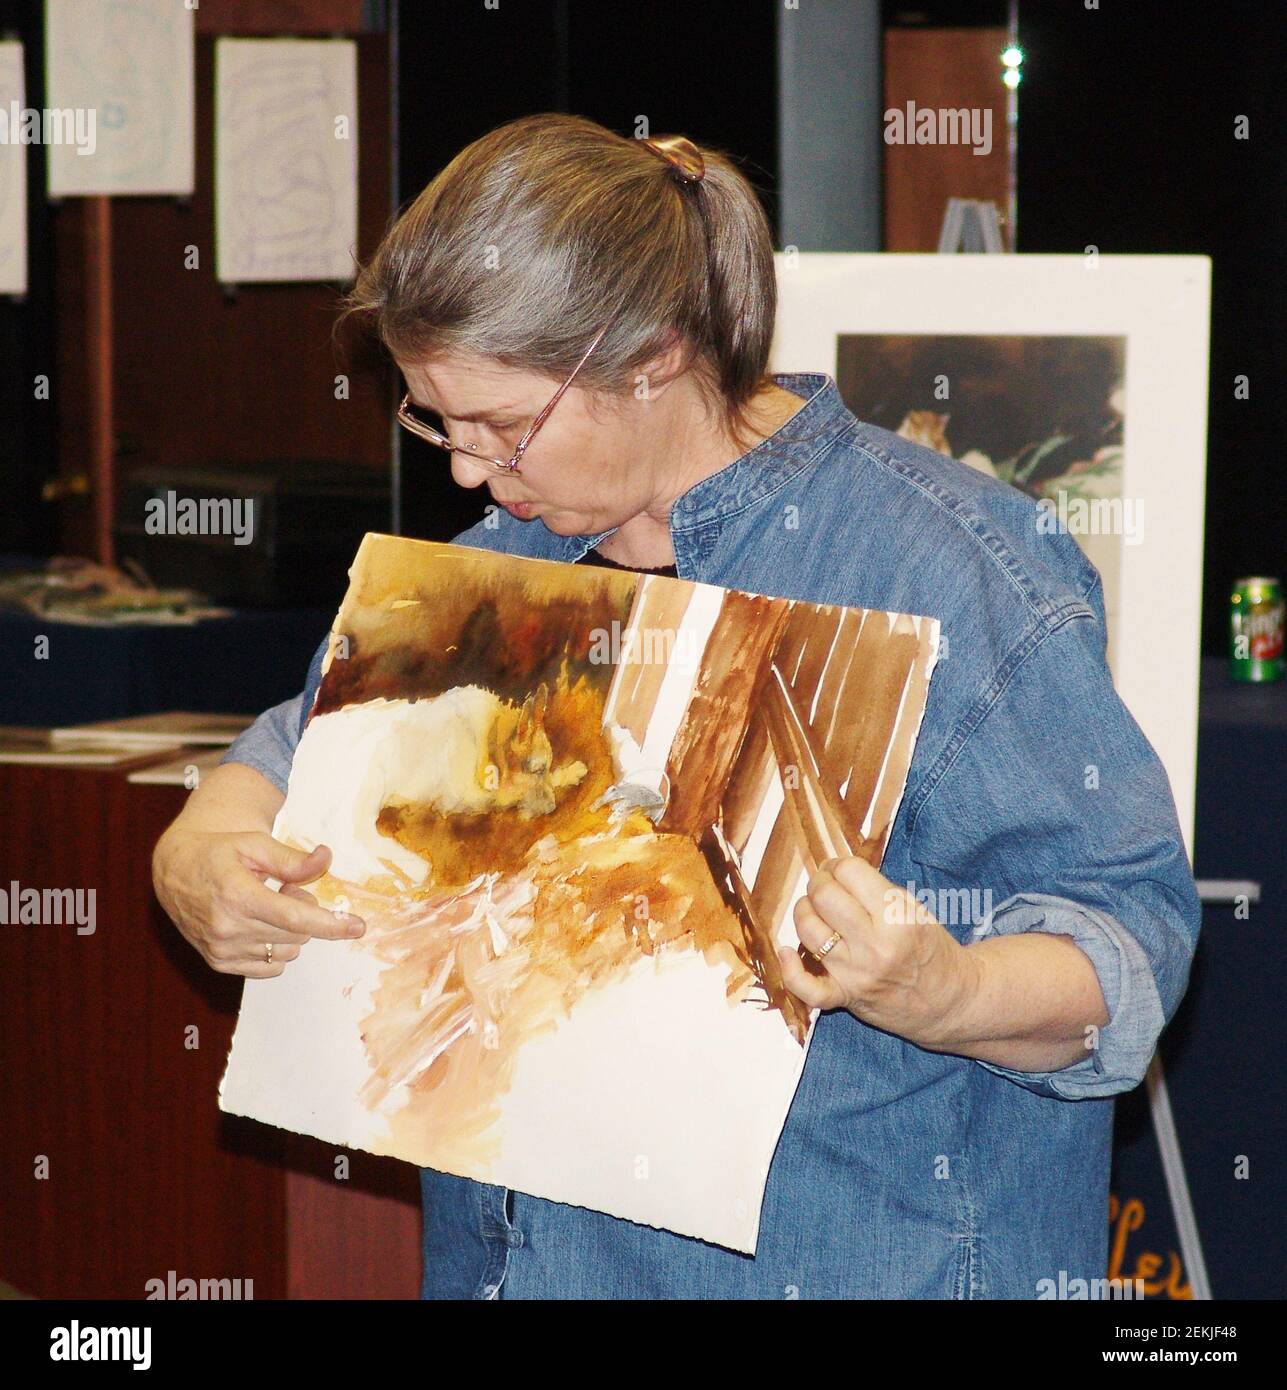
[1230, 576, 1284, 682]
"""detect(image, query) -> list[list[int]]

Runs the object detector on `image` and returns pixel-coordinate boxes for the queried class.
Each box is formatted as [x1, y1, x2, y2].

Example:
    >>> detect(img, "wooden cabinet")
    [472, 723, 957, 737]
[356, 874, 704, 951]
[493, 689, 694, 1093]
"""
[0, 764, 420, 1299]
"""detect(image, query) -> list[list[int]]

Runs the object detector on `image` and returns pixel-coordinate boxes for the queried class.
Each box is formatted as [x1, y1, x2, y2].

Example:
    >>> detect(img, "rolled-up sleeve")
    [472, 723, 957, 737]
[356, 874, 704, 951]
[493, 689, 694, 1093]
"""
[219, 635, 329, 795]
[910, 608, 1201, 1101]
[969, 891, 1166, 1100]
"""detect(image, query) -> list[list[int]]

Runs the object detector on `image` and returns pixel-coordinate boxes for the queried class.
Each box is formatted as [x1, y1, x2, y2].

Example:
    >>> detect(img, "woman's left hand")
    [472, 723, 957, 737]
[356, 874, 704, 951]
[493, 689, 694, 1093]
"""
[778, 855, 975, 1049]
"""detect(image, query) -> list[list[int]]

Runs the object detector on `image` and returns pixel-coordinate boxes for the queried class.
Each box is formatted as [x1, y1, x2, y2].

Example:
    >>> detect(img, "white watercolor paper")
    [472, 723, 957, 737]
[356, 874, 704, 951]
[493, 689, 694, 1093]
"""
[220, 535, 940, 1253]
[215, 38, 358, 284]
[0, 42, 27, 294]
[45, 0, 194, 196]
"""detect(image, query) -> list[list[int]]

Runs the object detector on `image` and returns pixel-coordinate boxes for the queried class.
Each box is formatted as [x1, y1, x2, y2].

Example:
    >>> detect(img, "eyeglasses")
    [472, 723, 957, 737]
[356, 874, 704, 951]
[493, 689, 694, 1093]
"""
[396, 316, 616, 475]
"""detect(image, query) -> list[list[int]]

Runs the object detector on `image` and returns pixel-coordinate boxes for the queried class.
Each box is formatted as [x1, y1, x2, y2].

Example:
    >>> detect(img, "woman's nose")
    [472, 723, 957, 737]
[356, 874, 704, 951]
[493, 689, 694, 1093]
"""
[450, 452, 493, 488]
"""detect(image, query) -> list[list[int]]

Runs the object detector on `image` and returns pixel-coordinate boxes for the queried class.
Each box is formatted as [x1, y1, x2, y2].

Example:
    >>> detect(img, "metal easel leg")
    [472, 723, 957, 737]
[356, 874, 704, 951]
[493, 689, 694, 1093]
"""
[1144, 1055, 1212, 1300]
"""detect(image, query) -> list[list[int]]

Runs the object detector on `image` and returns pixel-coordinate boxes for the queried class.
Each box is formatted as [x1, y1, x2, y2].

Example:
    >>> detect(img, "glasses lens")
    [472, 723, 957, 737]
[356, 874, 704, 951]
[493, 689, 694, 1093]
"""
[400, 404, 513, 469]
[401, 400, 445, 436]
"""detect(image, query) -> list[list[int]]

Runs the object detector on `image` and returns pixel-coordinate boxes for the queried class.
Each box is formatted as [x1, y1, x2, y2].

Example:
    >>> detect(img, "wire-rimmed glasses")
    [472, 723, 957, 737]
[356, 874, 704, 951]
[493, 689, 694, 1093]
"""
[396, 317, 616, 475]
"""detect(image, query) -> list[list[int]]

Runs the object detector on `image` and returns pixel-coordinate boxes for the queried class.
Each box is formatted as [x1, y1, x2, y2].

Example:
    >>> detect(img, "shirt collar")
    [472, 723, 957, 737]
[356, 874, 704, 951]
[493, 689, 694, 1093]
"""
[670, 373, 852, 531]
[553, 372, 853, 561]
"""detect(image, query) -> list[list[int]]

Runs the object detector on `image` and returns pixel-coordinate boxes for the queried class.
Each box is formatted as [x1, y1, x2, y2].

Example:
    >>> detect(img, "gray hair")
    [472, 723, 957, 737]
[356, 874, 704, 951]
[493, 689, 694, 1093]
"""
[339, 113, 779, 451]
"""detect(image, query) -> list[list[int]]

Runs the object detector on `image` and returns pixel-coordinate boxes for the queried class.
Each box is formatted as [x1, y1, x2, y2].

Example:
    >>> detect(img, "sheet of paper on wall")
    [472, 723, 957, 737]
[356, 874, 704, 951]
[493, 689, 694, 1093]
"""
[214, 38, 358, 284]
[219, 536, 941, 1253]
[0, 42, 27, 295]
[44, 0, 194, 196]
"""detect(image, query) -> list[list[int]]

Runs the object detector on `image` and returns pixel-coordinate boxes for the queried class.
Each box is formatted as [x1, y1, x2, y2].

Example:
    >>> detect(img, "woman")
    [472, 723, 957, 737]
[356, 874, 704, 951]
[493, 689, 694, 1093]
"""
[152, 114, 1199, 1299]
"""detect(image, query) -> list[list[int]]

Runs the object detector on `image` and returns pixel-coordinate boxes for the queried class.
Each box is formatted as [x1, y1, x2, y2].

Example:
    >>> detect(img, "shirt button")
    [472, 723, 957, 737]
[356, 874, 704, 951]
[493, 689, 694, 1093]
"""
[505, 1228, 524, 1249]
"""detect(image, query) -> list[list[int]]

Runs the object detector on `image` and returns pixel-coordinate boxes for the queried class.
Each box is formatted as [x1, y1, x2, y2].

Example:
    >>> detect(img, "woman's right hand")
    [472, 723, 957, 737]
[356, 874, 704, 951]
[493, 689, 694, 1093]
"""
[152, 825, 366, 979]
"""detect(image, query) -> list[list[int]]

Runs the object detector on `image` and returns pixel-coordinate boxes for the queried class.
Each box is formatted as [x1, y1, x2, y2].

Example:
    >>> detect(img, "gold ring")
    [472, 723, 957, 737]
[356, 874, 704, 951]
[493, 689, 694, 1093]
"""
[815, 930, 843, 958]
[265, 942, 273, 965]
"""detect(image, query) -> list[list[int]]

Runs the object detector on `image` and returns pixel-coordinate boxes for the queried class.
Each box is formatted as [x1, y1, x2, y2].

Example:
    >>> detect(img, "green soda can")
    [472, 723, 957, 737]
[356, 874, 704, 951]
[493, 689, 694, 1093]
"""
[1230, 577, 1284, 682]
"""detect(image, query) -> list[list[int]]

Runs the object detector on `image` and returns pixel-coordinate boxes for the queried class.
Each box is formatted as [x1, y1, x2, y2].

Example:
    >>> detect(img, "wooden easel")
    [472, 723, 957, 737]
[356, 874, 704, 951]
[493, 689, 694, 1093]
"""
[936, 198, 1005, 253]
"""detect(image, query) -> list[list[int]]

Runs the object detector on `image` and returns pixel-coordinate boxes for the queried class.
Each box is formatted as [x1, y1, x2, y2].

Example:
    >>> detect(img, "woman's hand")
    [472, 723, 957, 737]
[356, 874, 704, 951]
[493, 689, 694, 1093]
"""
[779, 854, 1111, 1072]
[779, 856, 971, 1050]
[153, 828, 365, 979]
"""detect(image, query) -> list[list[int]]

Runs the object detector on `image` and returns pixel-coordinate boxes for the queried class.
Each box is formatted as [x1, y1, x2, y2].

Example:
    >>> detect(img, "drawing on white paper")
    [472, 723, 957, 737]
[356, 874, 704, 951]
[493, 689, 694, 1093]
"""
[0, 42, 27, 294]
[45, 0, 194, 196]
[215, 39, 358, 284]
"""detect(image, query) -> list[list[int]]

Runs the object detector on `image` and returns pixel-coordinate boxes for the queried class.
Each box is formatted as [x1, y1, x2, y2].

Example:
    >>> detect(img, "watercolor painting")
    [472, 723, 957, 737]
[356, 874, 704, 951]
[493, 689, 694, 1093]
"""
[836, 333, 1127, 666]
[220, 535, 940, 1251]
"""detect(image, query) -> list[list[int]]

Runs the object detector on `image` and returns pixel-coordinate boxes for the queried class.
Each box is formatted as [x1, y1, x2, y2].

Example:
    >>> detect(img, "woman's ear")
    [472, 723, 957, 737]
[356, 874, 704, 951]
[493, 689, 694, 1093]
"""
[635, 330, 692, 401]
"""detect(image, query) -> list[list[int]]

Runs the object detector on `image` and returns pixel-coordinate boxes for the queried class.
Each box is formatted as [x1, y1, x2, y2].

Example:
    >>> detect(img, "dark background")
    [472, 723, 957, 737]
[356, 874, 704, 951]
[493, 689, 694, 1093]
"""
[396, 0, 1282, 656]
[394, 0, 781, 550]
[1, 0, 1279, 651]
[1012, 0, 1284, 658]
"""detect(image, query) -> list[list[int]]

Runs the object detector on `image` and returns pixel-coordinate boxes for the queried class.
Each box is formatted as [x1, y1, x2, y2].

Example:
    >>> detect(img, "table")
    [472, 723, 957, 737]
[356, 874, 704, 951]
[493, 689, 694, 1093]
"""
[0, 606, 333, 727]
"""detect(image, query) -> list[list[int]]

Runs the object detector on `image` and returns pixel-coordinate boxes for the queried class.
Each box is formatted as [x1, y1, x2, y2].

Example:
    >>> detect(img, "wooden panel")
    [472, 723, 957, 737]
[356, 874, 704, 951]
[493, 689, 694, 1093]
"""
[109, 36, 393, 481]
[883, 27, 1009, 251]
[50, 201, 100, 559]
[0, 766, 284, 1297]
[286, 1162, 421, 1300]
[0, 764, 419, 1299]
[196, 0, 370, 34]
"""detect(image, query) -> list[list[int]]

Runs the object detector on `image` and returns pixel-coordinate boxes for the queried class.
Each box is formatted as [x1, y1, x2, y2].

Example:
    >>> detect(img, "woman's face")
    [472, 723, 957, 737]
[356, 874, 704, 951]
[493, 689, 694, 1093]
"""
[400, 352, 686, 538]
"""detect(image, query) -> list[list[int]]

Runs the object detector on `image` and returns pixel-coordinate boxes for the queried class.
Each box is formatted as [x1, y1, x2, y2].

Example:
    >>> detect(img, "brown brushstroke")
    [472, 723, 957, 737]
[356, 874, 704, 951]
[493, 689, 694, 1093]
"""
[761, 666, 853, 864]
[862, 617, 935, 863]
[749, 810, 805, 936]
[817, 610, 894, 790]
[840, 618, 921, 813]
[744, 604, 901, 921]
[699, 825, 811, 1042]
[609, 578, 694, 750]
[660, 593, 790, 838]
[721, 713, 777, 854]
[768, 601, 811, 686]
[789, 605, 840, 708]
[812, 609, 866, 753]
[312, 536, 638, 719]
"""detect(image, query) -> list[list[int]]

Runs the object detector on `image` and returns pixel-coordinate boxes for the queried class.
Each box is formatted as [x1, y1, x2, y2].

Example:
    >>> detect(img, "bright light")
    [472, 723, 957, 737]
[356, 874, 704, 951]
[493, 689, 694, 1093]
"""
[1001, 45, 1024, 68]
[1002, 67, 1021, 90]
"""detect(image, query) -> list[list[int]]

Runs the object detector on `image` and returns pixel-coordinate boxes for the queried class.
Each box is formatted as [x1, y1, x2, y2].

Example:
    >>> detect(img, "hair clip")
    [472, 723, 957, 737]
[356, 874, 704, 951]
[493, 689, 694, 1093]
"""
[640, 136, 706, 184]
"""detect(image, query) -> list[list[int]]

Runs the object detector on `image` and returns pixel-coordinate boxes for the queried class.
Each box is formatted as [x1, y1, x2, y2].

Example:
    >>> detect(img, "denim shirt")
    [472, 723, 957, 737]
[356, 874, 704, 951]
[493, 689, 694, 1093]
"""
[222, 373, 1200, 1299]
